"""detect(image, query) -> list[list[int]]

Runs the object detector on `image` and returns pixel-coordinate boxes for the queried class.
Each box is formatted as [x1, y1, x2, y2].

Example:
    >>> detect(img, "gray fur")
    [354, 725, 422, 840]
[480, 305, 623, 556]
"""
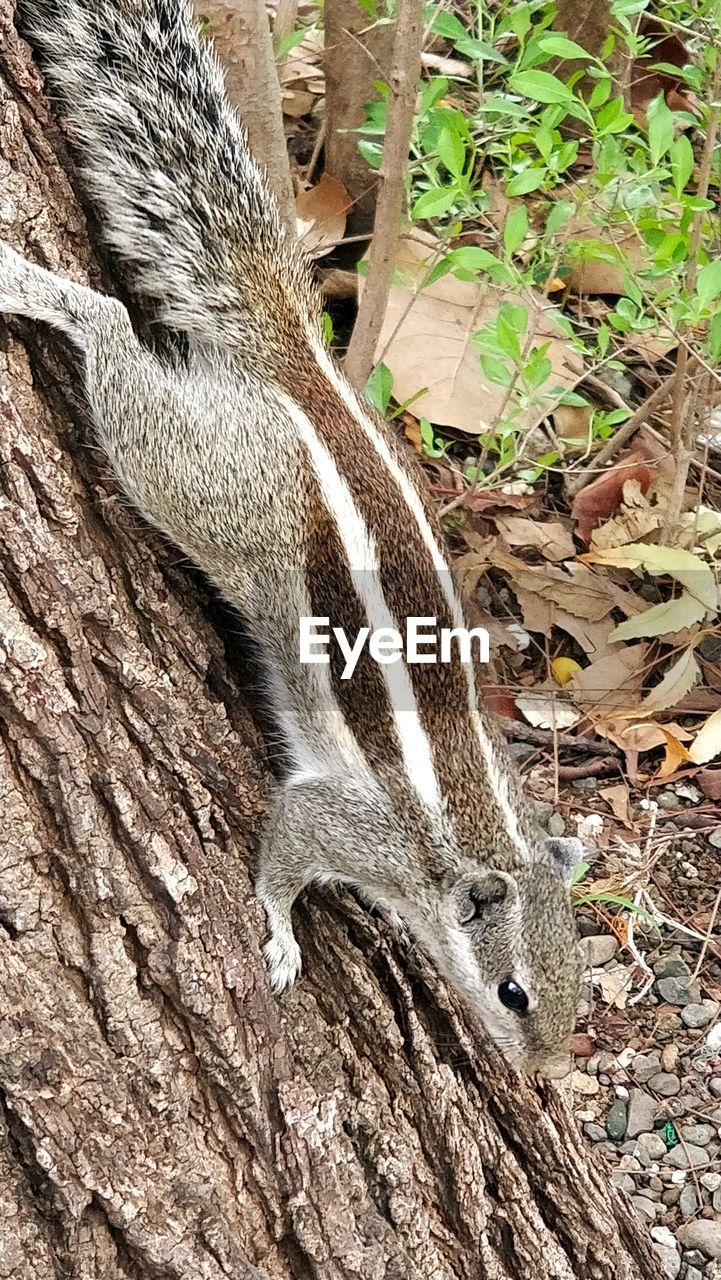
[0, 0, 583, 1072]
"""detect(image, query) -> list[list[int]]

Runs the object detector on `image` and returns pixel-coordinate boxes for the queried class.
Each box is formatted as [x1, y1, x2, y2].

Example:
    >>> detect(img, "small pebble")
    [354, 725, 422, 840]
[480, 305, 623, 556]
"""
[682, 1003, 714, 1029]
[680, 1123, 715, 1146]
[661, 1045, 679, 1073]
[701, 1172, 721, 1192]
[548, 812, 566, 837]
[664, 1143, 710, 1170]
[570, 1069, 600, 1096]
[677, 1220, 721, 1259]
[649, 1072, 682, 1098]
[708, 827, 721, 848]
[627, 1089, 659, 1137]
[657, 976, 701, 1006]
[655, 955, 691, 980]
[612, 1171, 635, 1195]
[679, 1184, 699, 1216]
[583, 1123, 607, 1143]
[685, 1269, 704, 1280]
[632, 1195, 657, 1222]
[606, 1100, 628, 1141]
[583, 933, 619, 967]
[615, 1085, 630, 1101]
[632, 1051, 662, 1084]
[635, 1132, 667, 1164]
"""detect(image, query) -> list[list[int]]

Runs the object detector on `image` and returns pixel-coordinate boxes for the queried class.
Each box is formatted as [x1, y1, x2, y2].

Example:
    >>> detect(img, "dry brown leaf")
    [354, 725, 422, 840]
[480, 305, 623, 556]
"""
[515, 685, 581, 730]
[494, 516, 575, 561]
[569, 644, 648, 715]
[698, 768, 721, 800]
[689, 705, 721, 765]
[571, 444, 653, 544]
[593, 718, 692, 753]
[565, 220, 650, 296]
[281, 87, 315, 117]
[365, 231, 584, 434]
[590, 479, 664, 551]
[656, 730, 694, 779]
[553, 402, 593, 448]
[599, 782, 633, 825]
[296, 174, 350, 258]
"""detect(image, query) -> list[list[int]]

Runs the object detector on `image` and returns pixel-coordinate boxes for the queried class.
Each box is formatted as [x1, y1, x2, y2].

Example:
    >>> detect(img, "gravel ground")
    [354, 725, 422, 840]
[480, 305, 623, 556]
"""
[562, 782, 721, 1280]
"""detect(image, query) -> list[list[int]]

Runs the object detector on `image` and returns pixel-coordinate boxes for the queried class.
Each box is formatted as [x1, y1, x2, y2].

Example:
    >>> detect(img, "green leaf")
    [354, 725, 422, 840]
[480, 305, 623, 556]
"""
[275, 25, 312, 58]
[670, 133, 694, 198]
[509, 69, 576, 104]
[610, 592, 708, 641]
[697, 259, 721, 310]
[506, 168, 547, 196]
[496, 312, 522, 362]
[480, 354, 513, 386]
[411, 186, 458, 220]
[438, 125, 466, 180]
[538, 35, 590, 60]
[447, 246, 515, 284]
[589, 77, 612, 109]
[546, 198, 575, 235]
[364, 362, 393, 414]
[503, 205, 529, 255]
[647, 92, 675, 165]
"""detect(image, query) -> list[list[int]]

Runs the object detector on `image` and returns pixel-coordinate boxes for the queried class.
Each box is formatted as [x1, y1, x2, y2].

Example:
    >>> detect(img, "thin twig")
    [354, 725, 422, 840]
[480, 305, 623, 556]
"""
[495, 715, 621, 757]
[344, 0, 425, 389]
[691, 884, 721, 983]
[661, 61, 721, 539]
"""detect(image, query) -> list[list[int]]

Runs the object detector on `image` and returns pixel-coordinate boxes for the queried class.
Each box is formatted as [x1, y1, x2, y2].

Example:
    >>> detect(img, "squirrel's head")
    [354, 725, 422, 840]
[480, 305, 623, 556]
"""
[404, 837, 583, 1075]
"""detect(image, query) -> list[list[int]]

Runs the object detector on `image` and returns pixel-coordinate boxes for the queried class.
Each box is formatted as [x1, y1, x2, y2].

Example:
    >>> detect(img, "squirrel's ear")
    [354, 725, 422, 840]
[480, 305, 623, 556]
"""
[542, 836, 584, 886]
[457, 870, 517, 925]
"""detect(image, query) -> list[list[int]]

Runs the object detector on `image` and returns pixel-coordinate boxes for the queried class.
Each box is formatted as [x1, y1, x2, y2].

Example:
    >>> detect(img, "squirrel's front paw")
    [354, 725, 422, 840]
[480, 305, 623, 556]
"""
[263, 930, 302, 993]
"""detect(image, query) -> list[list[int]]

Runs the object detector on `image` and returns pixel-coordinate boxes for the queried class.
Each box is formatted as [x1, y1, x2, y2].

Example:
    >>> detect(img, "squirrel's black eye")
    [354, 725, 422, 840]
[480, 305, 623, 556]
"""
[498, 980, 529, 1014]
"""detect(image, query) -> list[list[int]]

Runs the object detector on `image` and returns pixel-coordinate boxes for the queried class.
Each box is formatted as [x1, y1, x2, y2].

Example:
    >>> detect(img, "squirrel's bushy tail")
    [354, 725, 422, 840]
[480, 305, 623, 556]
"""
[18, 0, 317, 354]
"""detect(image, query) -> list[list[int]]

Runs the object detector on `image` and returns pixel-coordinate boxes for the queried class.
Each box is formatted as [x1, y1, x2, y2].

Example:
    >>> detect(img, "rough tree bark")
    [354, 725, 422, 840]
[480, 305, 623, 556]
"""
[0, 10, 666, 1279]
[324, 0, 394, 236]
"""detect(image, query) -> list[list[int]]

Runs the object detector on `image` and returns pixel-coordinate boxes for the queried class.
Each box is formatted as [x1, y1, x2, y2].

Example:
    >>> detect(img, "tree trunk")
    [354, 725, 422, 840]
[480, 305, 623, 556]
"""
[324, 0, 394, 236]
[0, 10, 666, 1278]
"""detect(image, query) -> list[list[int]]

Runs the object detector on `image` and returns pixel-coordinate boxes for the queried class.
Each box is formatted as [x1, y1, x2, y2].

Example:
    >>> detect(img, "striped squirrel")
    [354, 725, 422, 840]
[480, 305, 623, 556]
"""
[1, 0, 583, 1071]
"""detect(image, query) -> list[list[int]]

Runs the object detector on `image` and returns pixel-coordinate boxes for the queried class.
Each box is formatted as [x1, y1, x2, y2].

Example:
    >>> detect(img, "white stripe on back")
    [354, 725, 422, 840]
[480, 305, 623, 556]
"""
[278, 389, 442, 812]
[312, 342, 530, 860]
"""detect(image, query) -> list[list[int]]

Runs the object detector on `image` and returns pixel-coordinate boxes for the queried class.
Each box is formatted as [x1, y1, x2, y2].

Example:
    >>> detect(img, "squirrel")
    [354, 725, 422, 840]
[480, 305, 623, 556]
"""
[0, 0, 584, 1072]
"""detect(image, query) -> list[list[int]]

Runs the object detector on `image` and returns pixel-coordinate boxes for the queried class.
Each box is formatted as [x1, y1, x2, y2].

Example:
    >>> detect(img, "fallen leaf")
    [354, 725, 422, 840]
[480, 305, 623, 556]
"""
[296, 174, 350, 258]
[656, 730, 693, 779]
[572, 449, 654, 544]
[689, 706, 721, 765]
[361, 230, 584, 434]
[581, 542, 718, 613]
[599, 782, 633, 825]
[598, 961, 632, 1009]
[698, 768, 721, 800]
[494, 515, 575, 561]
[515, 686, 581, 730]
[610, 591, 708, 642]
[588, 478, 664, 551]
[594, 719, 692, 753]
[569, 644, 648, 714]
[553, 402, 593, 449]
[638, 648, 700, 716]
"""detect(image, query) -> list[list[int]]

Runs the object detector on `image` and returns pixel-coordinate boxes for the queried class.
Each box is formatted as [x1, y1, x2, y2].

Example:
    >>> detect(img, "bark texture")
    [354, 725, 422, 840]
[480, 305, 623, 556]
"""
[0, 10, 666, 1279]
[324, 0, 394, 235]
